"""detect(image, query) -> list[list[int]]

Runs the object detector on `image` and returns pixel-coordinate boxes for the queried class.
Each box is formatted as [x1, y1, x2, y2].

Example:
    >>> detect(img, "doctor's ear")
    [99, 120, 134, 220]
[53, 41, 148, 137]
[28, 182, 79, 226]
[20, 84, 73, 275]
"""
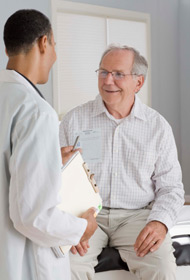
[37, 35, 48, 54]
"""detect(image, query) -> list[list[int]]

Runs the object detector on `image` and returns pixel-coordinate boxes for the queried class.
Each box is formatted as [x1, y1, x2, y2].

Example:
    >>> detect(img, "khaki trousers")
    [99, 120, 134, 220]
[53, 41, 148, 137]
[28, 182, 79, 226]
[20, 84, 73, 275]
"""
[70, 207, 176, 280]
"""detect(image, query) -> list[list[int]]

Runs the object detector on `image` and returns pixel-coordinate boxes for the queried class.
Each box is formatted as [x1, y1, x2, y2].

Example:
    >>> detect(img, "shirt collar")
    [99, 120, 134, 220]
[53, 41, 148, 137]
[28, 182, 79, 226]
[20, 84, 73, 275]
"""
[92, 95, 107, 117]
[92, 94, 147, 121]
[130, 95, 147, 121]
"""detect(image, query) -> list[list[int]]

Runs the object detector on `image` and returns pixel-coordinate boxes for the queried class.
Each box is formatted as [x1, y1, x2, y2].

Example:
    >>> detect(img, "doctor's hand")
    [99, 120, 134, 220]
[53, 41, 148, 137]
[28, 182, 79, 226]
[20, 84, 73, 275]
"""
[70, 240, 90, 256]
[61, 146, 81, 165]
[71, 208, 98, 256]
[134, 221, 167, 257]
[81, 207, 98, 241]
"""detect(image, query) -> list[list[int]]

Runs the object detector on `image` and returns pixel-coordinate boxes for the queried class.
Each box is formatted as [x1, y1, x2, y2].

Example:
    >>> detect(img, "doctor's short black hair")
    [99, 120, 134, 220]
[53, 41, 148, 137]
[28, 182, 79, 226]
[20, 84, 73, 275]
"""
[4, 9, 52, 56]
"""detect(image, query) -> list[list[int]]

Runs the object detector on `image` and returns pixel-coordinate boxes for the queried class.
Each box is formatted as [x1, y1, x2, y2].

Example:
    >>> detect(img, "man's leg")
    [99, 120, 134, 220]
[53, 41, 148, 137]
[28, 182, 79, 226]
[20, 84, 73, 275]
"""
[119, 234, 176, 280]
[109, 208, 176, 280]
[70, 210, 109, 280]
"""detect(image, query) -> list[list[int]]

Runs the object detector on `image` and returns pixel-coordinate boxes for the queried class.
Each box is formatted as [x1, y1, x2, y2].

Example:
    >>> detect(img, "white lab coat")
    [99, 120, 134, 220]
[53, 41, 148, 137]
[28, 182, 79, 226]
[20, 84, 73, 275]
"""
[0, 70, 87, 280]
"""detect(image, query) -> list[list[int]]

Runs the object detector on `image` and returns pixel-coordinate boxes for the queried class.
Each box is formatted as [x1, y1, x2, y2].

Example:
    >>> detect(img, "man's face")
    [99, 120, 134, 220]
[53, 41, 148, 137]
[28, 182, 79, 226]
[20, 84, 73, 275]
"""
[98, 50, 142, 110]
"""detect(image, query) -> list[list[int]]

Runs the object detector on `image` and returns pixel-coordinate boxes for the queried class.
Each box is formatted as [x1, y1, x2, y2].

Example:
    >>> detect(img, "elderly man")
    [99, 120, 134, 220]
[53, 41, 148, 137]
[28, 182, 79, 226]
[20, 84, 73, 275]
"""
[59, 45, 184, 280]
[0, 9, 97, 280]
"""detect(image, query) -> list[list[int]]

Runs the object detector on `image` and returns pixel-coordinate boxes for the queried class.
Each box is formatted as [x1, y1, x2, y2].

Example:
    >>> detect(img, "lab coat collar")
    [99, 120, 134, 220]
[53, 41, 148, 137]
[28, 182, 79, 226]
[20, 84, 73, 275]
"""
[0, 69, 38, 95]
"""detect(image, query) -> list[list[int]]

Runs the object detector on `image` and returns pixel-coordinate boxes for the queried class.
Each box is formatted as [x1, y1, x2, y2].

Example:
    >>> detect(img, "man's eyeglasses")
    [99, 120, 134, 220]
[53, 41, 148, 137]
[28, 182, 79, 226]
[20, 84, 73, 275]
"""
[95, 69, 138, 81]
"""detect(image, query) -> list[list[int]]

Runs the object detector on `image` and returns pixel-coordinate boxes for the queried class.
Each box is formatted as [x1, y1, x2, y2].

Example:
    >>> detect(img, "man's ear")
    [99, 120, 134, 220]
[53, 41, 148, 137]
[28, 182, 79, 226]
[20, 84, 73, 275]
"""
[135, 75, 145, 93]
[38, 35, 48, 54]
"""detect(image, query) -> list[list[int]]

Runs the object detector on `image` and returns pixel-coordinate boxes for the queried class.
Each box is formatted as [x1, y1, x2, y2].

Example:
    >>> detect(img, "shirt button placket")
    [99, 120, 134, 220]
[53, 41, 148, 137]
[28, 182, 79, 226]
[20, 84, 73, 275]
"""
[111, 126, 119, 205]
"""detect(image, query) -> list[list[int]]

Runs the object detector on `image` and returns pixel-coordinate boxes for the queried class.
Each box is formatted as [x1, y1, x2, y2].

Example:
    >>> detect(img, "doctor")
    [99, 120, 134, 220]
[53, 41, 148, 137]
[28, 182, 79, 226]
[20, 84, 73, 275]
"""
[0, 9, 97, 280]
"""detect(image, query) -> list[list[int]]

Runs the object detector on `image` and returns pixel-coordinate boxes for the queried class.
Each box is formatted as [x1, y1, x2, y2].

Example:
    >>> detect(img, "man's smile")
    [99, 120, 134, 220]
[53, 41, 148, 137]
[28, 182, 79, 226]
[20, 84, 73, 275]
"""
[103, 88, 121, 93]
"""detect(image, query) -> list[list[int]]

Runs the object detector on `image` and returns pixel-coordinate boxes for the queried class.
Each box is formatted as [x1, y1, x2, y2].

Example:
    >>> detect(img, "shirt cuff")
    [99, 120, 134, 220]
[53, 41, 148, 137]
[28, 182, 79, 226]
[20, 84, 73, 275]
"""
[146, 212, 174, 230]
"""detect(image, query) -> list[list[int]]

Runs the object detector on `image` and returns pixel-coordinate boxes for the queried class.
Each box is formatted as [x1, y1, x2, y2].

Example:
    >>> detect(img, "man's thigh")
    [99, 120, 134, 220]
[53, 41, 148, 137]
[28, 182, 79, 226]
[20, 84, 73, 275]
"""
[118, 233, 176, 279]
[109, 208, 151, 247]
[107, 208, 176, 278]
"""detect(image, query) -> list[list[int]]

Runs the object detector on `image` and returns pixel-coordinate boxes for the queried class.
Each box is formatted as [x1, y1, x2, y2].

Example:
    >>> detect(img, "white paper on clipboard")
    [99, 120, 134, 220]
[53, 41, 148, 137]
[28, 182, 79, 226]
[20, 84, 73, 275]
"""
[52, 151, 102, 257]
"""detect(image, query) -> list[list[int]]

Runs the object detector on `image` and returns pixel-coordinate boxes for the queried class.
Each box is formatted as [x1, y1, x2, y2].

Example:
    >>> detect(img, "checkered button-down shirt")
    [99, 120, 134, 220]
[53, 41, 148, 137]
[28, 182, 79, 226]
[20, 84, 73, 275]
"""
[59, 95, 184, 229]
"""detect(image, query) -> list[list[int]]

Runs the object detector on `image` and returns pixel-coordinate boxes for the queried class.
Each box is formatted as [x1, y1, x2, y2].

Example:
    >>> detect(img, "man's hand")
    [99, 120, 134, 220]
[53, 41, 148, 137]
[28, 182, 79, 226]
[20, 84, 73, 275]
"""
[70, 208, 98, 256]
[61, 146, 81, 165]
[134, 221, 167, 257]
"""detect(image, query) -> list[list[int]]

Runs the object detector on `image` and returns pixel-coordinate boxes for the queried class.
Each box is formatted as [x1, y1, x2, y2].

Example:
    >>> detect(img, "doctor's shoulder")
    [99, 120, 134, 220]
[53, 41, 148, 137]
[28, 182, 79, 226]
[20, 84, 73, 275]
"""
[6, 83, 57, 124]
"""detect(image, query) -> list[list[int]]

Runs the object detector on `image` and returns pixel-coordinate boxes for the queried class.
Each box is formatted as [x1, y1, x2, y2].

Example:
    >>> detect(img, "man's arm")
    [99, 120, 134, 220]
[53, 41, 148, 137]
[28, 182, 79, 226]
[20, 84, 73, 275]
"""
[134, 124, 184, 257]
[147, 125, 184, 228]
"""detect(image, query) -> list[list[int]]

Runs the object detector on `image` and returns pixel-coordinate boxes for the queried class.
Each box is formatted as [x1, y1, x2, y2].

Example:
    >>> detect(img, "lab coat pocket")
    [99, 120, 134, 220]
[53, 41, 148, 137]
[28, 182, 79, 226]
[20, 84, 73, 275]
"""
[33, 243, 71, 280]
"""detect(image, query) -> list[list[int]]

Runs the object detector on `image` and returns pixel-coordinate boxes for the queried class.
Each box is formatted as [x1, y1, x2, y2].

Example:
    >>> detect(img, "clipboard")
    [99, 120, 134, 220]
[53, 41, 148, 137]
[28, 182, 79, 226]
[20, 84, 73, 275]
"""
[52, 151, 102, 257]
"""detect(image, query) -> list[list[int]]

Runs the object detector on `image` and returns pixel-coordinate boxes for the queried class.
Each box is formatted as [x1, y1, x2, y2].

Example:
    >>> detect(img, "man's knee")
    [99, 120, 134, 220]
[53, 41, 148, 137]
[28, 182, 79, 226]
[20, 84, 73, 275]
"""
[70, 254, 96, 280]
[70, 252, 90, 266]
[70, 252, 97, 276]
[140, 251, 177, 280]
[153, 255, 176, 277]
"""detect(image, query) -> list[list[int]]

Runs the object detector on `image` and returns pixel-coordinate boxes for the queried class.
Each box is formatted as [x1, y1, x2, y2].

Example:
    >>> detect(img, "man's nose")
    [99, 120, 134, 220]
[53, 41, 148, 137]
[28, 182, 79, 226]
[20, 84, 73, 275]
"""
[104, 72, 115, 84]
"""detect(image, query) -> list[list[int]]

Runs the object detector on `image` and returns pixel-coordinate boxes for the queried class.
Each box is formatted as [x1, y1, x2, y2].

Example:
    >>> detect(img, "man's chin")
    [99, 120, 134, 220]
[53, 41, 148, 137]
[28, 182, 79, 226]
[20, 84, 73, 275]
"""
[102, 96, 121, 106]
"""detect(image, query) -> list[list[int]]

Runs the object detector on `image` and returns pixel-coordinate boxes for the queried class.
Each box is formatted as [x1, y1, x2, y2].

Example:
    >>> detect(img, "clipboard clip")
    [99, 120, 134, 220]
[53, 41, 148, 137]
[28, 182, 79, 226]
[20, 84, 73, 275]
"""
[83, 162, 99, 193]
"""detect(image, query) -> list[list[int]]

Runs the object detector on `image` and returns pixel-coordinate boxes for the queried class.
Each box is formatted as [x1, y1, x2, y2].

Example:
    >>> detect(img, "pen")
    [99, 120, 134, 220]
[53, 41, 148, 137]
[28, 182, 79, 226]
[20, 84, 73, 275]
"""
[72, 136, 80, 151]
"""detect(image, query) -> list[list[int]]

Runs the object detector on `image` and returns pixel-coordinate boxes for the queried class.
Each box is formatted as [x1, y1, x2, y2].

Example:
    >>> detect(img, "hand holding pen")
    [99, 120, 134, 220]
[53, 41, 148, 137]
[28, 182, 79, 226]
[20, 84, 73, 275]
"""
[61, 136, 81, 165]
[71, 135, 80, 151]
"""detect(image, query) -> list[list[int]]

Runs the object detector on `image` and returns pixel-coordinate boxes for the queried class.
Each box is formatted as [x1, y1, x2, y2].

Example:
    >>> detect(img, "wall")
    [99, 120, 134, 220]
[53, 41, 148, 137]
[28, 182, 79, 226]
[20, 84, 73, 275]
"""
[0, 0, 189, 195]
[179, 0, 190, 196]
